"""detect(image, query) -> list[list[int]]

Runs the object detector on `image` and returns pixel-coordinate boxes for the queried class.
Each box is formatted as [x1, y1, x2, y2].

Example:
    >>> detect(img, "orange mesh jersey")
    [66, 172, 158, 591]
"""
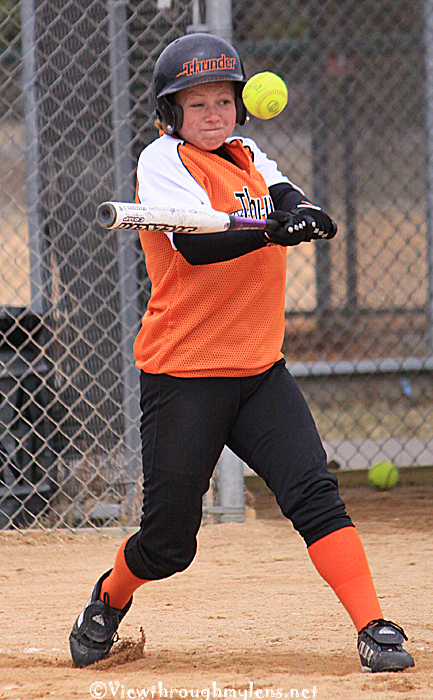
[133, 134, 304, 377]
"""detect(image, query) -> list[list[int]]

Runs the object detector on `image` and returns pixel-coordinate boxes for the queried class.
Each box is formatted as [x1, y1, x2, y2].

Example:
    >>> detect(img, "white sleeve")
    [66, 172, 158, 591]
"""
[229, 136, 305, 194]
[137, 135, 212, 209]
[136, 135, 213, 247]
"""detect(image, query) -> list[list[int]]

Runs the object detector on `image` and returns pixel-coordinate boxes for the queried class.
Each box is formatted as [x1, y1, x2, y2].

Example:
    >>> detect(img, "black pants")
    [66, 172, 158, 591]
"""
[125, 359, 352, 580]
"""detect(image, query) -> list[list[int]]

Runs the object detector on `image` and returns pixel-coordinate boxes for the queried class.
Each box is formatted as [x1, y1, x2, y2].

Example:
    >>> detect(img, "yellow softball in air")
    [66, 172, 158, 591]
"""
[242, 72, 288, 120]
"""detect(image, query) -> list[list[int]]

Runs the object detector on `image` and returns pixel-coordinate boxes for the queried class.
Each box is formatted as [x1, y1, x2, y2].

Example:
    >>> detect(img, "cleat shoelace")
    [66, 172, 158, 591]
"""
[358, 619, 408, 641]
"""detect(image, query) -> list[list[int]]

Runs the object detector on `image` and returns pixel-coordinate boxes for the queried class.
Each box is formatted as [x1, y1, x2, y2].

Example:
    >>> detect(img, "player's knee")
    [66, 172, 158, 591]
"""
[287, 470, 353, 547]
[124, 530, 197, 580]
[144, 552, 195, 580]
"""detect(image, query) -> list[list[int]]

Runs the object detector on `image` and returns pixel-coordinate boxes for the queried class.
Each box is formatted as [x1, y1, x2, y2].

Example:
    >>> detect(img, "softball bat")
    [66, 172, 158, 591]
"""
[96, 201, 280, 234]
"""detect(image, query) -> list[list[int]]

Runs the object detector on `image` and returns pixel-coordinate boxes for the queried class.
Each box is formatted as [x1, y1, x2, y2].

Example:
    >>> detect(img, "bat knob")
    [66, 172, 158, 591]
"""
[330, 220, 338, 238]
[264, 218, 280, 234]
[97, 202, 117, 229]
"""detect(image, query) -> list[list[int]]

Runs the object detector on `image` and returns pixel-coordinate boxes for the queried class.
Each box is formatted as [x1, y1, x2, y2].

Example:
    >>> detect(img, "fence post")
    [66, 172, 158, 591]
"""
[108, 0, 141, 515]
[206, 0, 233, 42]
[340, 5, 358, 312]
[20, 0, 43, 314]
[424, 0, 433, 353]
[206, 0, 245, 523]
[343, 73, 358, 312]
[309, 1, 332, 317]
[217, 447, 246, 523]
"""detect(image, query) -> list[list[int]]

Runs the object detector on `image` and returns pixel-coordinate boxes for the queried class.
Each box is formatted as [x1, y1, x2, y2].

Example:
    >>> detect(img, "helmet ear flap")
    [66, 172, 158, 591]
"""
[157, 96, 183, 134]
[234, 83, 247, 125]
[235, 94, 247, 125]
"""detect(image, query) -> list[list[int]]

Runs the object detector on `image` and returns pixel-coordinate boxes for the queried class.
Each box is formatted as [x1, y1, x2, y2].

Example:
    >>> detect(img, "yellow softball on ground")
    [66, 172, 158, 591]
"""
[242, 72, 288, 120]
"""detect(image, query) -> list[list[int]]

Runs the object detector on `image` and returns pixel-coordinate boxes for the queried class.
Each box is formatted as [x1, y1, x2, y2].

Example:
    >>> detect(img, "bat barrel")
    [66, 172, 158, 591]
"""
[97, 202, 118, 229]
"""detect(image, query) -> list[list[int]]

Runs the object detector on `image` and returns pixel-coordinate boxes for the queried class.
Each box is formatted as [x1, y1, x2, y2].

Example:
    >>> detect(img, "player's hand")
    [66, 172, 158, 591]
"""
[294, 204, 338, 240]
[264, 210, 311, 247]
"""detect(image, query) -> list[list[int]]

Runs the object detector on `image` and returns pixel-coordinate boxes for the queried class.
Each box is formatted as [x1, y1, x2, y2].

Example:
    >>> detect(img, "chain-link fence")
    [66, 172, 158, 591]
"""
[0, 0, 431, 529]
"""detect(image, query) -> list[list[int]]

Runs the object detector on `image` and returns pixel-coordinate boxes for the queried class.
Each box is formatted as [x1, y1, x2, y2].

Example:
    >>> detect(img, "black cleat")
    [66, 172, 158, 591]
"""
[69, 570, 132, 667]
[357, 619, 415, 673]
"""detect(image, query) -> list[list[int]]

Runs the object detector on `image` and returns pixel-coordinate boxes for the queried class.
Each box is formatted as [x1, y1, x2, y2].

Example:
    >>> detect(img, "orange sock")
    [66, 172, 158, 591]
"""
[100, 538, 149, 610]
[308, 526, 383, 632]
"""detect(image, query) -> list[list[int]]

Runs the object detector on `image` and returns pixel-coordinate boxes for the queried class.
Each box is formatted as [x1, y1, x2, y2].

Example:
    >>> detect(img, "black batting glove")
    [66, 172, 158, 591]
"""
[264, 210, 311, 247]
[294, 204, 338, 240]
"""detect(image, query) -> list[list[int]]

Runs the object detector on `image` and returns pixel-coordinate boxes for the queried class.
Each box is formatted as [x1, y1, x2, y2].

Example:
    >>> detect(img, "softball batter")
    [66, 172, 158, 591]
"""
[69, 33, 414, 674]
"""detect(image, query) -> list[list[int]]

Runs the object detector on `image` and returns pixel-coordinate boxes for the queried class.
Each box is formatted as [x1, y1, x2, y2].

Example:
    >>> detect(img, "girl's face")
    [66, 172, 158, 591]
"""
[175, 81, 237, 151]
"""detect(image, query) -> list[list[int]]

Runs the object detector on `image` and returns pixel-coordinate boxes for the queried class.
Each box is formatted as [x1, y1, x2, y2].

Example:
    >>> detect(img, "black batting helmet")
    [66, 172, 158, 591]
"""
[153, 33, 247, 134]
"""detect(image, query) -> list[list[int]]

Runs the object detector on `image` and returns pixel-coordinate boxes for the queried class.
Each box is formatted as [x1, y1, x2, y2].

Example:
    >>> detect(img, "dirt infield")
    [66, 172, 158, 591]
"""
[1, 485, 432, 700]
